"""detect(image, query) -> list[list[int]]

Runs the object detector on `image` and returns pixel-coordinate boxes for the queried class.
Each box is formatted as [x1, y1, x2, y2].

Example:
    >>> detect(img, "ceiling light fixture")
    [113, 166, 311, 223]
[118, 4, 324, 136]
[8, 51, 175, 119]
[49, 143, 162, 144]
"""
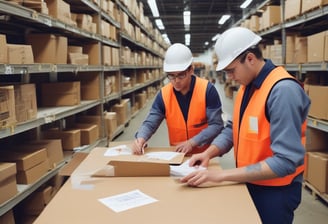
[183, 11, 191, 25]
[218, 15, 231, 25]
[185, 33, 190, 46]
[240, 0, 253, 9]
[155, 19, 165, 30]
[147, 0, 160, 17]
[162, 34, 171, 45]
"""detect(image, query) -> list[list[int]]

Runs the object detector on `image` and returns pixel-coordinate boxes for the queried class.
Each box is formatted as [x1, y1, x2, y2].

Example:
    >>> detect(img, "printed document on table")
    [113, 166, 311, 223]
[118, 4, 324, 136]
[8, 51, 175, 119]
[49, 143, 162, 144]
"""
[104, 145, 132, 156]
[98, 189, 158, 212]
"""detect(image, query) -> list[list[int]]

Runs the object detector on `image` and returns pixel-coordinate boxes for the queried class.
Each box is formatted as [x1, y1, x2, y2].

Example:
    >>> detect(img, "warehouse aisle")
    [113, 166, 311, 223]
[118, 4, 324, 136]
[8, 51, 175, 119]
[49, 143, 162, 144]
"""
[114, 77, 328, 224]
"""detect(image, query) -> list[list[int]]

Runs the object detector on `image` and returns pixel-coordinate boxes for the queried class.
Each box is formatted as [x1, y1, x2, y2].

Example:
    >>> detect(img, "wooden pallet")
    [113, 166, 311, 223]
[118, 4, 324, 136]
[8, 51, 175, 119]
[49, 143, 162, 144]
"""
[303, 181, 328, 204]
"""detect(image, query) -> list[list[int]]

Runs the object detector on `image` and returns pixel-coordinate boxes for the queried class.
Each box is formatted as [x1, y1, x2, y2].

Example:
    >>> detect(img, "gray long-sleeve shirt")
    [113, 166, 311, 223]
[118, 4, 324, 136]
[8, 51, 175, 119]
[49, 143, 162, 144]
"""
[212, 60, 311, 182]
[135, 75, 224, 147]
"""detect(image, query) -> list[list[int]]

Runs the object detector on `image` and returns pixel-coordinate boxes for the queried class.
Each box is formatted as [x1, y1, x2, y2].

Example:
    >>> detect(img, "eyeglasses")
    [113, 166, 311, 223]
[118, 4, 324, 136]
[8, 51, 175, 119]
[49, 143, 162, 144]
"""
[166, 71, 187, 80]
[223, 51, 249, 76]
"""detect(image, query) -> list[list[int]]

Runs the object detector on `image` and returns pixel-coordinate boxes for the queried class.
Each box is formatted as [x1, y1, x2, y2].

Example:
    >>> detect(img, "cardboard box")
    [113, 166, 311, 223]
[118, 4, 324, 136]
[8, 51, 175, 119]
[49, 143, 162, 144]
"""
[0, 86, 16, 129]
[294, 36, 307, 63]
[307, 31, 327, 62]
[0, 209, 15, 224]
[285, 0, 302, 20]
[307, 84, 328, 120]
[83, 43, 101, 65]
[302, 0, 328, 13]
[136, 92, 147, 109]
[78, 73, 100, 100]
[40, 81, 80, 106]
[262, 5, 281, 29]
[307, 152, 328, 193]
[102, 45, 111, 66]
[43, 128, 81, 151]
[7, 44, 34, 64]
[0, 148, 47, 171]
[0, 163, 17, 205]
[249, 15, 260, 32]
[0, 34, 7, 63]
[305, 127, 328, 151]
[104, 112, 117, 138]
[74, 123, 99, 145]
[45, 0, 72, 24]
[67, 53, 88, 65]
[13, 83, 37, 123]
[26, 33, 68, 64]
[22, 185, 53, 215]
[286, 35, 296, 63]
[16, 160, 49, 184]
[76, 115, 102, 136]
[17, 139, 64, 169]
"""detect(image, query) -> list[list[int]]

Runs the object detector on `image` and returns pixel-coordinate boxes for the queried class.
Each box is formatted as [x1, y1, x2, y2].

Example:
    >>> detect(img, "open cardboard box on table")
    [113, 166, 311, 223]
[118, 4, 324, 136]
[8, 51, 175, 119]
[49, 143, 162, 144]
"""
[76, 141, 185, 177]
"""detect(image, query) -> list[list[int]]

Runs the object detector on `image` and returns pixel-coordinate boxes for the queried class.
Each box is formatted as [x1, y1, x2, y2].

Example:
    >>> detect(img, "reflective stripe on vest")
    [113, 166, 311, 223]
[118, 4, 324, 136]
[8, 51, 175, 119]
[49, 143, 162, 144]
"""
[162, 76, 209, 154]
[233, 66, 306, 186]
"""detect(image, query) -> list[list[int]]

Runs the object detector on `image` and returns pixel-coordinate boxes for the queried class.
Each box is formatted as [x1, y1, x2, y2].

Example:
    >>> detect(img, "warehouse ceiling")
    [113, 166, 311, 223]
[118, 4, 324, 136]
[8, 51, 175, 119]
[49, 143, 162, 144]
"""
[140, 0, 279, 55]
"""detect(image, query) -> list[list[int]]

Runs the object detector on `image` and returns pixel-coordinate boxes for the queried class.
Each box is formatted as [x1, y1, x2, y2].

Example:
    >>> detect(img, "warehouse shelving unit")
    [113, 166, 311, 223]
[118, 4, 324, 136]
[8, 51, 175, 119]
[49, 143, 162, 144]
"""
[0, 0, 166, 218]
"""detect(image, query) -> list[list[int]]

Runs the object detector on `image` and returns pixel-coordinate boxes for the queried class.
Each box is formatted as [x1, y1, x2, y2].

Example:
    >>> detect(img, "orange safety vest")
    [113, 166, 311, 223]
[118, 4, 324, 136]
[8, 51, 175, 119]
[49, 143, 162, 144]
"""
[162, 76, 209, 154]
[233, 67, 306, 186]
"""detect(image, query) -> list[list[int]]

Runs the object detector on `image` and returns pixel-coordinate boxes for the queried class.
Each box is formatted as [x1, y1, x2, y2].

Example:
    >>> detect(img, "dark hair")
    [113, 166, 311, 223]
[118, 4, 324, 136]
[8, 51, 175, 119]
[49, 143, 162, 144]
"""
[238, 45, 263, 63]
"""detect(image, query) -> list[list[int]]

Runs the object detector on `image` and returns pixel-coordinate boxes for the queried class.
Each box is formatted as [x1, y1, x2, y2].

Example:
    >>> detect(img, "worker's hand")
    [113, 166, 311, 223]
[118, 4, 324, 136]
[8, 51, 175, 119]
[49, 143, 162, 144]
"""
[188, 152, 211, 167]
[175, 140, 195, 154]
[180, 169, 223, 187]
[132, 138, 147, 155]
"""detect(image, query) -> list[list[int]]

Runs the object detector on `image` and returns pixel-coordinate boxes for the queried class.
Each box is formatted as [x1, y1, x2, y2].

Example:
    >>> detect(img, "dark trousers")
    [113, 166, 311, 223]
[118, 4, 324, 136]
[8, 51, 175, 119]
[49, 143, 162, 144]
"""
[246, 182, 302, 224]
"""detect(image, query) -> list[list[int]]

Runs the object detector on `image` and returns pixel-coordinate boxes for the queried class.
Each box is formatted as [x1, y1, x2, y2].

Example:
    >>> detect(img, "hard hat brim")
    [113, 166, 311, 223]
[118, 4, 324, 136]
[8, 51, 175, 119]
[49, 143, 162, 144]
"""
[164, 58, 193, 72]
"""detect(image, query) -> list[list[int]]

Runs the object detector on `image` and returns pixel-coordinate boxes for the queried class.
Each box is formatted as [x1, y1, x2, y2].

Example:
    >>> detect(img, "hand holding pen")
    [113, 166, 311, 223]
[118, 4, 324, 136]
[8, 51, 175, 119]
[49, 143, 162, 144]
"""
[132, 137, 147, 155]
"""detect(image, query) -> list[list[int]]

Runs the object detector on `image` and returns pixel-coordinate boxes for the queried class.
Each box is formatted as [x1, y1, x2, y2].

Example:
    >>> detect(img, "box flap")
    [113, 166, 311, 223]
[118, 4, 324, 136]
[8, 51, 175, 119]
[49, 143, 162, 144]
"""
[59, 152, 88, 176]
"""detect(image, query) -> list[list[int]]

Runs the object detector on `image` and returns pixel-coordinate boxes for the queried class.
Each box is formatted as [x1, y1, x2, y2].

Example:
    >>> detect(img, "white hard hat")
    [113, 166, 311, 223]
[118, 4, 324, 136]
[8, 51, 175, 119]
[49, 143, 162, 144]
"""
[215, 27, 262, 71]
[163, 43, 193, 72]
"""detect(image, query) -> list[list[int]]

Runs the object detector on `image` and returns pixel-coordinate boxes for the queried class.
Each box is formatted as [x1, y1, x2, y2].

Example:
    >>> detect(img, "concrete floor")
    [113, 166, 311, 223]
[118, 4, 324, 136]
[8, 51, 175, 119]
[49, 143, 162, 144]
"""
[114, 78, 328, 223]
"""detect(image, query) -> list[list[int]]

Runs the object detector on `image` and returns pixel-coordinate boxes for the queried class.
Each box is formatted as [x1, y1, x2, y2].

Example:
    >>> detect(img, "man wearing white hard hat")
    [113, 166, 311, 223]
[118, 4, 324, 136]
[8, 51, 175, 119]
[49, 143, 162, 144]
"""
[132, 43, 224, 155]
[181, 27, 311, 224]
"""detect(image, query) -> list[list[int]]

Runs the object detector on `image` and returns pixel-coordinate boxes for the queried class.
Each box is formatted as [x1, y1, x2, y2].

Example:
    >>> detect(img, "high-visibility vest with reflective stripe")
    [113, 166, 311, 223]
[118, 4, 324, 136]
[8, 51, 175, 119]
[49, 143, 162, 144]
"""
[162, 76, 209, 154]
[233, 67, 306, 186]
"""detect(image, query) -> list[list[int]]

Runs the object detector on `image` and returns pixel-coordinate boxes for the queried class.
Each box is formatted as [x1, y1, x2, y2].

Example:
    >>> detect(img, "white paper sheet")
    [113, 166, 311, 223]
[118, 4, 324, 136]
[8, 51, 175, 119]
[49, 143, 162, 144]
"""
[104, 145, 132, 156]
[98, 189, 158, 212]
[145, 151, 181, 160]
[170, 159, 206, 177]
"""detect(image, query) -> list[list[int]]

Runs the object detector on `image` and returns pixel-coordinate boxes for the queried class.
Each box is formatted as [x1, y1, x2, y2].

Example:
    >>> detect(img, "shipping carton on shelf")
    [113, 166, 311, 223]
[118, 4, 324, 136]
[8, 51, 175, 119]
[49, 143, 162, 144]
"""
[0, 163, 17, 205]
[26, 33, 68, 64]
[40, 81, 81, 107]
[307, 30, 328, 62]
[302, 0, 328, 13]
[7, 44, 34, 64]
[307, 152, 328, 193]
[307, 84, 328, 120]
[0, 149, 49, 184]
[13, 83, 37, 123]
[73, 123, 99, 146]
[0, 85, 16, 129]
[0, 209, 15, 224]
[42, 128, 81, 151]
[15, 139, 64, 170]
[0, 34, 8, 63]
